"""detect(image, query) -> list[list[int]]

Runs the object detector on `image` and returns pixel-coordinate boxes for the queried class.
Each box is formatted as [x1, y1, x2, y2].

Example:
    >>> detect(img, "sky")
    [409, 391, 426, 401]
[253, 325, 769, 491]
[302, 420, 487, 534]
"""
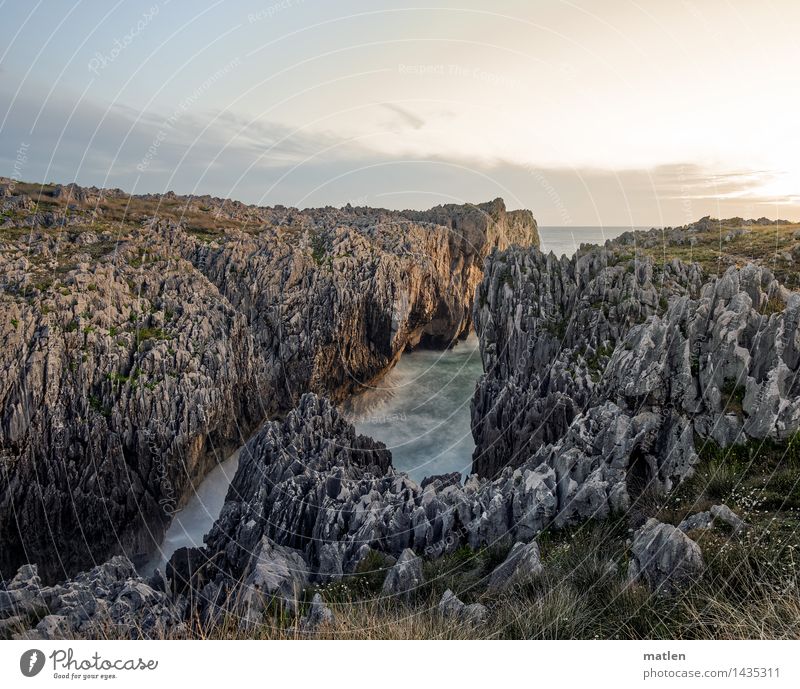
[0, 0, 798, 225]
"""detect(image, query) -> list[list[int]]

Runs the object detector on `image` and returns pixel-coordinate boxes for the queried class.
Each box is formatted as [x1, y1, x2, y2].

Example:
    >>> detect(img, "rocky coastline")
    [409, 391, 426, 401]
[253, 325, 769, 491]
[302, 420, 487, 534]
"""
[0, 179, 538, 582]
[2, 187, 799, 639]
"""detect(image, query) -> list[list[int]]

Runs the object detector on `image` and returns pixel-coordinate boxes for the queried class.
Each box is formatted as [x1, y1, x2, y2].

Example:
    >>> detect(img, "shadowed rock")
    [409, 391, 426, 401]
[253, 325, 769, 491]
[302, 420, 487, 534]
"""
[627, 519, 704, 593]
[0, 557, 186, 640]
[0, 182, 538, 580]
[382, 549, 425, 601]
[472, 244, 800, 499]
[438, 589, 488, 626]
[487, 540, 543, 591]
[300, 593, 335, 632]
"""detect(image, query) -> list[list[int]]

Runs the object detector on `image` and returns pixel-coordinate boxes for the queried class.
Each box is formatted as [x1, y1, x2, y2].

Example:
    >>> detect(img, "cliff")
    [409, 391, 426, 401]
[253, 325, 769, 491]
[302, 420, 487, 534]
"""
[471, 242, 800, 479]
[0, 180, 539, 581]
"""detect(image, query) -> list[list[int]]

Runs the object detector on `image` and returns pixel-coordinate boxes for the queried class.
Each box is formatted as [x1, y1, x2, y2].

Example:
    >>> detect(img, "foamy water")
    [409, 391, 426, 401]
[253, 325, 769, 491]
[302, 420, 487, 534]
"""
[346, 333, 483, 481]
[142, 226, 637, 573]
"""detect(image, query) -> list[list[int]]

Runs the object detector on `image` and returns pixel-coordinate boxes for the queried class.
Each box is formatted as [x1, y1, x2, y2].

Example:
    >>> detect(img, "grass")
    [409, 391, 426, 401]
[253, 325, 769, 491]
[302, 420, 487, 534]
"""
[106, 371, 129, 386]
[586, 342, 614, 373]
[309, 230, 327, 265]
[187, 433, 800, 641]
[621, 219, 800, 288]
[78, 514, 795, 640]
[762, 295, 785, 315]
[135, 326, 169, 346]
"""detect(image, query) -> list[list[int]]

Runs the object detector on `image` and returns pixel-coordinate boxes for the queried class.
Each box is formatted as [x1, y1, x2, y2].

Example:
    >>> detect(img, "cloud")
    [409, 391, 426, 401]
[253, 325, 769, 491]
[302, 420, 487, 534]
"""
[0, 83, 797, 224]
[380, 103, 425, 130]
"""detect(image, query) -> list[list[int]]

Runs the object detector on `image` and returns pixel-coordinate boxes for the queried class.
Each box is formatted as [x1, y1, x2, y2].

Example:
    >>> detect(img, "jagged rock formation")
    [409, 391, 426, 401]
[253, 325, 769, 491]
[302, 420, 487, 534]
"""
[0, 180, 539, 581]
[627, 519, 704, 593]
[438, 589, 488, 626]
[381, 548, 425, 601]
[237, 537, 310, 622]
[161, 393, 635, 619]
[0, 236, 268, 581]
[4, 385, 716, 636]
[300, 593, 334, 632]
[172, 395, 570, 603]
[605, 265, 800, 446]
[5, 179, 797, 638]
[678, 504, 748, 536]
[486, 540, 543, 591]
[471, 247, 705, 477]
[0, 556, 185, 640]
[471, 244, 800, 489]
[175, 197, 536, 407]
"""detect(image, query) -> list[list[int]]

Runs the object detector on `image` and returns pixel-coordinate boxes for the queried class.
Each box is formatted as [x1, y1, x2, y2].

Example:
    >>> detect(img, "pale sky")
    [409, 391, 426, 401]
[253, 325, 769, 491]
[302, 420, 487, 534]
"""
[1, 0, 798, 225]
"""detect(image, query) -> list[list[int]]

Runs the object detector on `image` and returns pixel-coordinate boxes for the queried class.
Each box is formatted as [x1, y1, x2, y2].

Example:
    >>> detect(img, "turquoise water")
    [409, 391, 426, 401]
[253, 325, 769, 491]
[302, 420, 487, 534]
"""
[143, 226, 644, 573]
[347, 334, 483, 482]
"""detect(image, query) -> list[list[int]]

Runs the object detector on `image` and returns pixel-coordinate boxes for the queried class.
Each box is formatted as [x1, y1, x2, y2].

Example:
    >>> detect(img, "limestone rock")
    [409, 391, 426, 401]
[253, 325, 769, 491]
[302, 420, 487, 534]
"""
[471, 243, 800, 517]
[0, 186, 538, 580]
[382, 549, 424, 601]
[438, 589, 488, 626]
[680, 505, 747, 536]
[237, 537, 310, 623]
[1, 557, 186, 640]
[677, 512, 713, 533]
[487, 540, 543, 591]
[300, 593, 335, 631]
[627, 519, 704, 593]
[710, 504, 748, 535]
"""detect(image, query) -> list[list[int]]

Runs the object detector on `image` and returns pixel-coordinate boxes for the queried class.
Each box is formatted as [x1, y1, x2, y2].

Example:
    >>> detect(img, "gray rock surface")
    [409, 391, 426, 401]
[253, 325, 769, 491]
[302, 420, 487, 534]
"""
[677, 512, 713, 533]
[381, 548, 425, 601]
[300, 593, 335, 631]
[471, 246, 704, 478]
[627, 519, 704, 593]
[678, 504, 748, 536]
[181, 394, 563, 593]
[0, 182, 538, 580]
[0, 557, 185, 639]
[438, 589, 488, 626]
[237, 537, 309, 622]
[471, 244, 800, 507]
[180, 389, 719, 610]
[0, 235, 268, 581]
[486, 540, 543, 591]
[710, 504, 748, 535]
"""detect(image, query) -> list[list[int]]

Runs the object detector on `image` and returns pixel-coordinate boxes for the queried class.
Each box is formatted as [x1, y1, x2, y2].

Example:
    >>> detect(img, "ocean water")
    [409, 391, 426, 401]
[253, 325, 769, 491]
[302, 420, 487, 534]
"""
[143, 227, 644, 572]
[142, 448, 242, 575]
[346, 333, 483, 482]
[538, 226, 651, 257]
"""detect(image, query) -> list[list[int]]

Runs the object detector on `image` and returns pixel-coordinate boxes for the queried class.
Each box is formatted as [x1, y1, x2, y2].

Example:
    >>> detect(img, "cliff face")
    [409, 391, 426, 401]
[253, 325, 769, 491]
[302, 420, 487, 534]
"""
[177, 198, 539, 408]
[0, 181, 538, 581]
[470, 243, 800, 481]
[0, 227, 268, 581]
[470, 246, 703, 477]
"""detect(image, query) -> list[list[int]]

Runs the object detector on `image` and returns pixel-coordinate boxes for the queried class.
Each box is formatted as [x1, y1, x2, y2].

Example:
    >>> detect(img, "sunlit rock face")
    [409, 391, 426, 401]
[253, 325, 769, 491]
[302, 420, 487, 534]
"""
[0, 181, 538, 581]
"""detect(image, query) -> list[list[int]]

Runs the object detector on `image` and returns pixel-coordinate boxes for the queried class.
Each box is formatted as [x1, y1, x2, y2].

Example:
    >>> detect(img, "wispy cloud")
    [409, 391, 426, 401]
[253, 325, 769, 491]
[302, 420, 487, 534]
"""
[380, 103, 425, 130]
[0, 83, 797, 224]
